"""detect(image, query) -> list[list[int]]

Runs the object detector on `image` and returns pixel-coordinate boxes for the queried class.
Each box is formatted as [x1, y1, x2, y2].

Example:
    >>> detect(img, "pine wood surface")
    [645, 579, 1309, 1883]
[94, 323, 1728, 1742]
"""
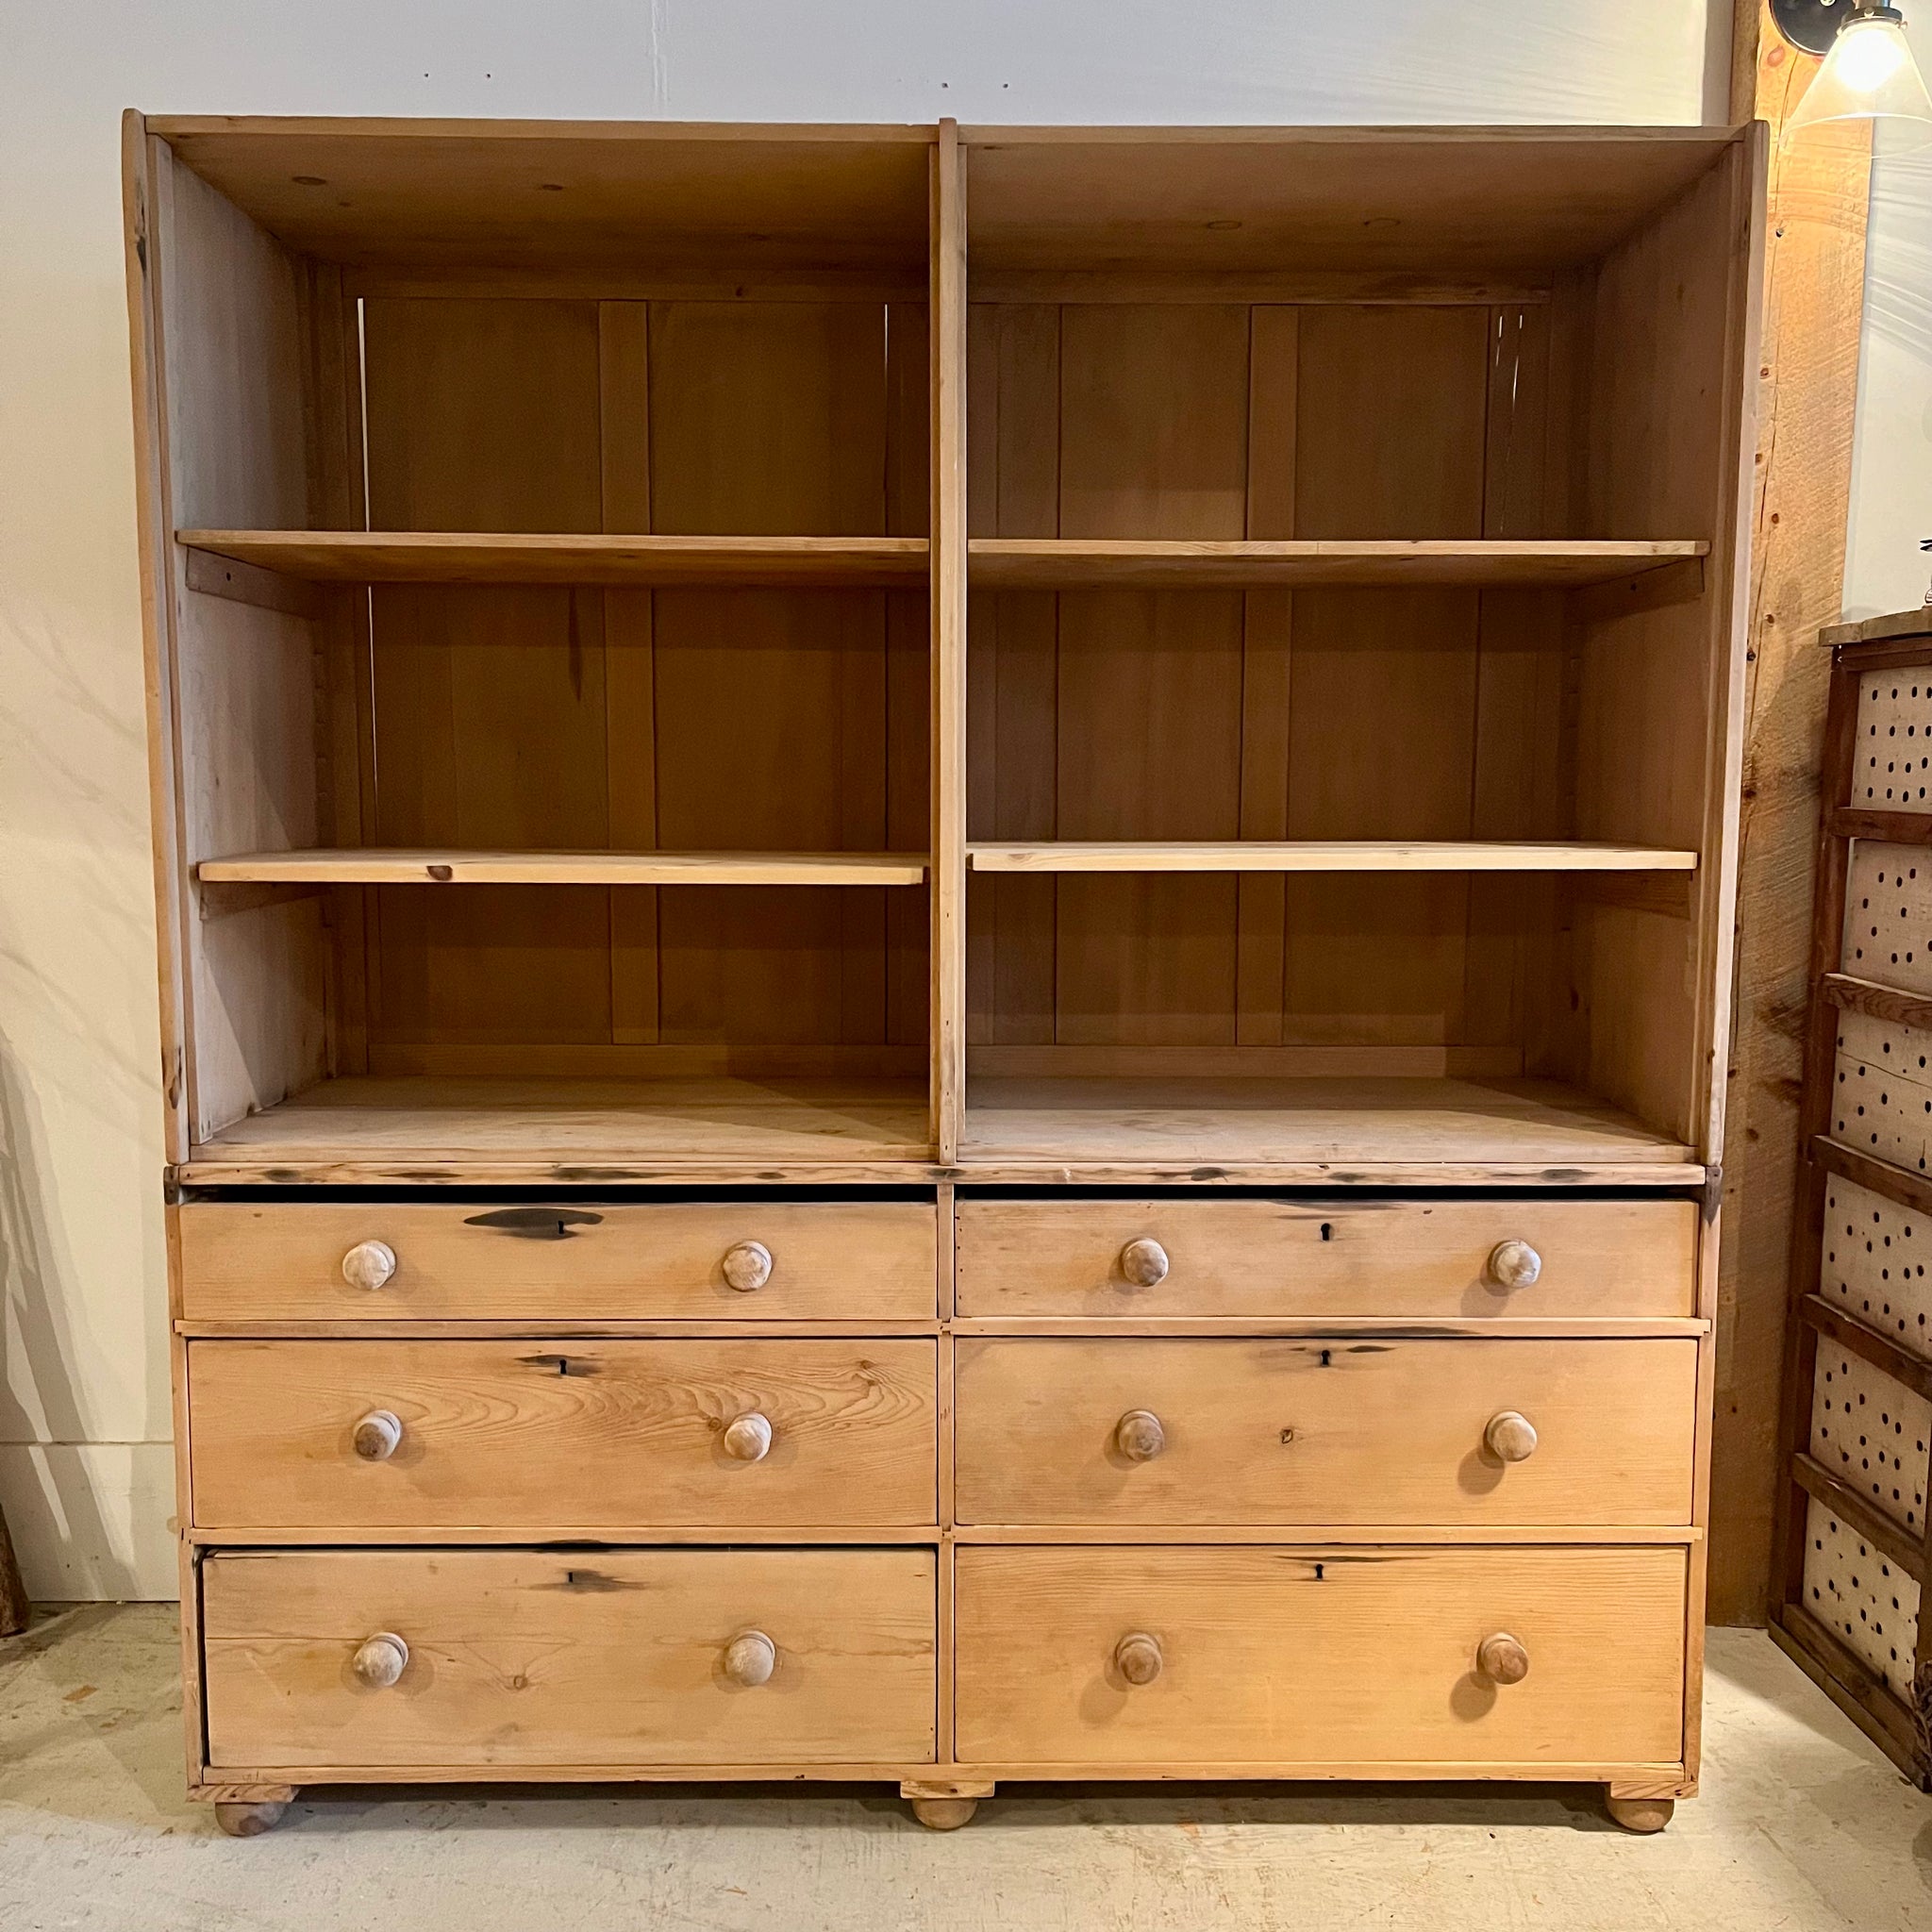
[956, 1196, 1698, 1320]
[180, 530, 928, 584]
[954, 1336, 1697, 1525]
[175, 1198, 938, 1324]
[126, 115, 1761, 1811]
[203, 1547, 938, 1768]
[954, 1543, 1688, 1766]
[187, 1337, 938, 1532]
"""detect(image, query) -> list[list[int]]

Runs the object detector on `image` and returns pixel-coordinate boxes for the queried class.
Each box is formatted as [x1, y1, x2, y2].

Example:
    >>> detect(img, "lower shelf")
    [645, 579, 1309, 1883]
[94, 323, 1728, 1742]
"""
[960, 1075, 1698, 1178]
[181, 1073, 1698, 1181]
[184, 1074, 934, 1181]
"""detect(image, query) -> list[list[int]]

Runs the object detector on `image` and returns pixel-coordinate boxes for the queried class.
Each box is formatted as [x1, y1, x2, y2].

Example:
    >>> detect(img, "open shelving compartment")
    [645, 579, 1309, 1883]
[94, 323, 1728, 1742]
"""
[953, 125, 1758, 1181]
[134, 121, 941, 1177]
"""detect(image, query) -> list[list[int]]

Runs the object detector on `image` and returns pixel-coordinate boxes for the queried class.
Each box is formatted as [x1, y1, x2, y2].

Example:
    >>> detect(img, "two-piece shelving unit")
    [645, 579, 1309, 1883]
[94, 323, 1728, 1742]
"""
[125, 113, 1761, 1834]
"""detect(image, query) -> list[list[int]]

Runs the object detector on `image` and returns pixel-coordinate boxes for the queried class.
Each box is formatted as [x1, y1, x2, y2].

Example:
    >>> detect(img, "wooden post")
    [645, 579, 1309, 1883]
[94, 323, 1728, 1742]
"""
[0, 1505, 27, 1636]
[1709, 0, 1874, 1625]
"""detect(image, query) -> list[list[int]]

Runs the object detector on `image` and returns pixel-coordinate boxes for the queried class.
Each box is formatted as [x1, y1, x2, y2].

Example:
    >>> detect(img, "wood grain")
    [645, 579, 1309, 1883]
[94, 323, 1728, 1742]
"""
[203, 1547, 936, 1768]
[956, 1196, 1697, 1321]
[955, 1544, 1689, 1766]
[180, 530, 927, 584]
[177, 1198, 937, 1324]
[969, 842, 1694, 874]
[200, 850, 928, 887]
[188, 1337, 937, 1531]
[954, 1336, 1697, 1525]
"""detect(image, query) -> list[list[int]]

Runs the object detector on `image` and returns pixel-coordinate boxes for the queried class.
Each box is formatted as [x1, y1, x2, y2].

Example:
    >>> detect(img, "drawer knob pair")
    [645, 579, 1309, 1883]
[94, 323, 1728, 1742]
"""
[1487, 1240, 1542, 1291]
[723, 1411, 774, 1462]
[1114, 1631, 1164, 1685]
[723, 1629, 777, 1687]
[1114, 1408, 1167, 1462]
[353, 1410, 404, 1461]
[1484, 1410, 1539, 1463]
[1118, 1238, 1170, 1288]
[1477, 1632, 1530, 1685]
[722, 1241, 774, 1292]
[341, 1240, 397, 1292]
[353, 1632, 409, 1688]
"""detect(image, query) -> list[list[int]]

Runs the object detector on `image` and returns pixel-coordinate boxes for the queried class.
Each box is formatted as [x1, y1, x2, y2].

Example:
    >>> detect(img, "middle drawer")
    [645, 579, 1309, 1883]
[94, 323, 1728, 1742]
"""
[188, 1339, 937, 1532]
[955, 1337, 1696, 1525]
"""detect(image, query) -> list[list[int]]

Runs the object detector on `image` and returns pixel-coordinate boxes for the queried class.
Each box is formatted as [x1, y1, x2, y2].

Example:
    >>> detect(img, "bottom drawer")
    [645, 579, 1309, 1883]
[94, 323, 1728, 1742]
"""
[203, 1547, 936, 1770]
[956, 1544, 1687, 1769]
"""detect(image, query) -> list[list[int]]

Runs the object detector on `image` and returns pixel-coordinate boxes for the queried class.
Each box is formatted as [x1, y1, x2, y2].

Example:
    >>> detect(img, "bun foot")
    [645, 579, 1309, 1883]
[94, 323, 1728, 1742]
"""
[1605, 1790, 1675, 1835]
[901, 1778, 992, 1830]
[910, 1796, 977, 1830]
[214, 1799, 289, 1838]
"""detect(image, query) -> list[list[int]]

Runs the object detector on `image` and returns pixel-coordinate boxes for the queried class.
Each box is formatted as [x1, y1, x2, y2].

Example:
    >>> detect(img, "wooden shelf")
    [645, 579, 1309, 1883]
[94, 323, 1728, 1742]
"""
[181, 1076, 933, 1183]
[967, 539, 1707, 590]
[178, 530, 930, 587]
[198, 850, 929, 887]
[968, 841, 1698, 875]
[961, 1075, 1698, 1179]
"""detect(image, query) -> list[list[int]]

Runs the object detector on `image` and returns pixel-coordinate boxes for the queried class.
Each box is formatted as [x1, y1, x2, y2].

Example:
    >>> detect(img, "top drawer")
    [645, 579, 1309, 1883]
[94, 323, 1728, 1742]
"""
[957, 1197, 1695, 1320]
[177, 1201, 937, 1324]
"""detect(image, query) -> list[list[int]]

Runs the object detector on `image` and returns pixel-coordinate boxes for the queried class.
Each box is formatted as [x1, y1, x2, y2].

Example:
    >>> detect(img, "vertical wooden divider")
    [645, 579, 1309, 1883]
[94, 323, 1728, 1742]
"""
[1237, 307, 1295, 1044]
[931, 122, 969, 1160]
[600, 302, 659, 1045]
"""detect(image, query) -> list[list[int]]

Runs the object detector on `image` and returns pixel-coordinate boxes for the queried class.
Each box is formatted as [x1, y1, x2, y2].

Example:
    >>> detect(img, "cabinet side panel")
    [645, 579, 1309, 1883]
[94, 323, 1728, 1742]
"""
[153, 144, 327, 1139]
[1574, 137, 1761, 1150]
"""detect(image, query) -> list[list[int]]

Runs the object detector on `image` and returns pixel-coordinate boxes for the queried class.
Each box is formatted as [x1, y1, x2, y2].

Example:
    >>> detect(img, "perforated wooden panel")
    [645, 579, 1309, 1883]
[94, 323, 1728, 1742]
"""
[1854, 670, 1932, 814]
[1808, 1344, 1931, 1536]
[1841, 842, 1932, 994]
[1831, 1007, 1932, 1174]
[1801, 1500, 1923, 1702]
[1822, 1174, 1932, 1363]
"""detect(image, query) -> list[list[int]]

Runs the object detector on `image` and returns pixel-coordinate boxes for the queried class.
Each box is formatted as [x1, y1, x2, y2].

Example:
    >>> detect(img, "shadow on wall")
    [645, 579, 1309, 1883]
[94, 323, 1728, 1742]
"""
[0, 1034, 125, 1599]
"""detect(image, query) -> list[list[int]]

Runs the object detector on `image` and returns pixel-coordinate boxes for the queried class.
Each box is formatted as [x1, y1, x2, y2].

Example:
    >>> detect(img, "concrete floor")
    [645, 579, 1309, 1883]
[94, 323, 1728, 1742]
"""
[0, 1608, 1927, 1931]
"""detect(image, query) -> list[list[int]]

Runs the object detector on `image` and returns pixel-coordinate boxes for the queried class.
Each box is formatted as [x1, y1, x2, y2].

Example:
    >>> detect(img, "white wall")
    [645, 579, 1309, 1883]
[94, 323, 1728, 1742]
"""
[1847, 131, 1932, 617]
[0, 0, 1903, 1599]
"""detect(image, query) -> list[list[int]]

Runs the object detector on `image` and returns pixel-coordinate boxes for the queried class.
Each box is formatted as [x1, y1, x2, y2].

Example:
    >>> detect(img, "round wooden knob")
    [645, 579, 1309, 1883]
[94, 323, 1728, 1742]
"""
[722, 1411, 774, 1462]
[1119, 1238, 1170, 1288]
[1114, 1631, 1163, 1686]
[1477, 1632, 1530, 1685]
[341, 1239, 397, 1292]
[1114, 1408, 1167, 1462]
[723, 1629, 776, 1687]
[352, 1409, 404, 1461]
[352, 1632, 409, 1688]
[722, 1241, 773, 1293]
[1487, 1240, 1542, 1291]
[1485, 1410, 1539, 1463]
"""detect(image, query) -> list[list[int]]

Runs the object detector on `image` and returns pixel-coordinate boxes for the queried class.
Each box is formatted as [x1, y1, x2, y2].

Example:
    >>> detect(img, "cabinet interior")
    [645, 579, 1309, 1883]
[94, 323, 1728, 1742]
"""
[137, 122, 1754, 1177]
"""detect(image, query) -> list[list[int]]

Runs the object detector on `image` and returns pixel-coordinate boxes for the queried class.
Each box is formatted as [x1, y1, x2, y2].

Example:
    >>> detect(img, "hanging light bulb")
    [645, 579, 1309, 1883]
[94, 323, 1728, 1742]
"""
[1777, 0, 1932, 143]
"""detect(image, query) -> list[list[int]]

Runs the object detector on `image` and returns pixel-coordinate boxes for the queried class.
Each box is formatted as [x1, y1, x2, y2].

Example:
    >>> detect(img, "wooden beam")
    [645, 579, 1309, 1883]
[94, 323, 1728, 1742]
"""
[1710, 0, 1873, 1627]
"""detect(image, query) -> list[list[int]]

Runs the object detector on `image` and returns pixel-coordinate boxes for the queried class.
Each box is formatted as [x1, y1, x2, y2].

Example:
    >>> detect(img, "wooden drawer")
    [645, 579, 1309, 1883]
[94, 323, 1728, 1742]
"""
[955, 1337, 1696, 1524]
[187, 1339, 936, 1531]
[956, 1197, 1696, 1320]
[956, 1544, 1687, 1768]
[176, 1199, 937, 1324]
[203, 1547, 936, 1769]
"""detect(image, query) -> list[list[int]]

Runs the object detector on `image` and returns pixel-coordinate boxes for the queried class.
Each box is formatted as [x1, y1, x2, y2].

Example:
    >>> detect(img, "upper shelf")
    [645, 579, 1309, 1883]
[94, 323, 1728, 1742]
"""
[199, 851, 930, 887]
[179, 532, 1708, 593]
[968, 842, 1698, 874]
[179, 531, 930, 588]
[968, 540, 1708, 590]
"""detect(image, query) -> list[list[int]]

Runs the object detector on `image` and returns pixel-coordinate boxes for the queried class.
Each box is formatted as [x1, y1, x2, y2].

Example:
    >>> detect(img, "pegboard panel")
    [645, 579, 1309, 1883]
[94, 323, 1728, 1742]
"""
[1854, 670, 1932, 814]
[1822, 1174, 1932, 1363]
[1801, 1499, 1923, 1703]
[1809, 1343, 1931, 1536]
[1841, 842, 1932, 995]
[1831, 1006, 1932, 1174]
